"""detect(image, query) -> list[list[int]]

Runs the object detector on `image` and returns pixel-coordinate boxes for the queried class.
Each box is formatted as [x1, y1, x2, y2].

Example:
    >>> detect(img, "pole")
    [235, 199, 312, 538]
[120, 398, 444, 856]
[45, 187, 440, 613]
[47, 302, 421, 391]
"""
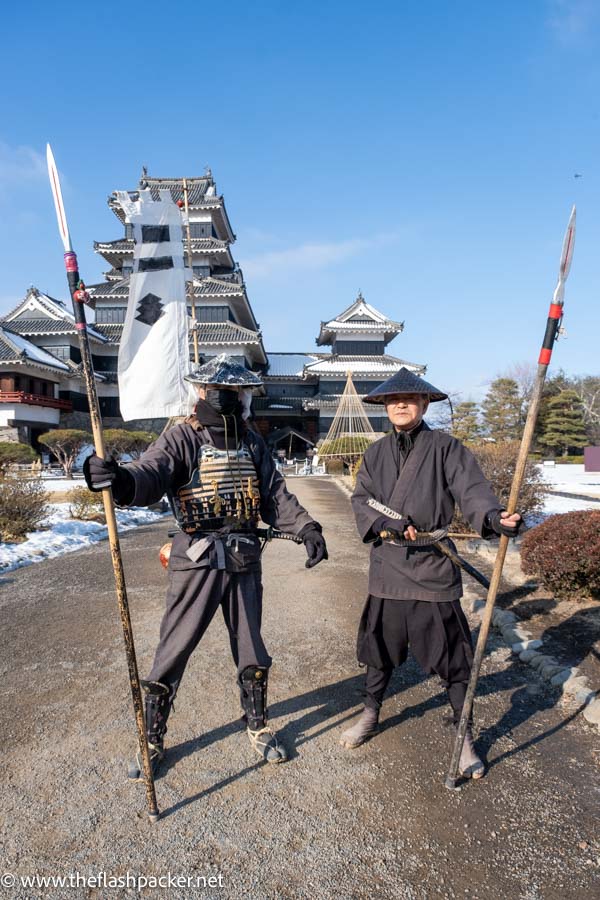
[445, 205, 576, 789]
[182, 178, 199, 366]
[47, 145, 160, 822]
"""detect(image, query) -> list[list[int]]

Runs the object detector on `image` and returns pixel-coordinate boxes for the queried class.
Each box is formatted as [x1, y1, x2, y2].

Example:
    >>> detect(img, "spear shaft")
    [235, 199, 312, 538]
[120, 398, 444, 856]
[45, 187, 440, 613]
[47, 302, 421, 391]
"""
[445, 206, 576, 789]
[182, 178, 199, 366]
[46, 145, 160, 822]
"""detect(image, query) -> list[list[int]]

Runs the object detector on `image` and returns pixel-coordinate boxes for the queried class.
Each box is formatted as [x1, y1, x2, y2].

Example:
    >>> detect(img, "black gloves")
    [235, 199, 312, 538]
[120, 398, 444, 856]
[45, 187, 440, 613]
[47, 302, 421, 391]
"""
[298, 522, 328, 569]
[372, 514, 412, 536]
[83, 454, 135, 505]
[487, 509, 523, 538]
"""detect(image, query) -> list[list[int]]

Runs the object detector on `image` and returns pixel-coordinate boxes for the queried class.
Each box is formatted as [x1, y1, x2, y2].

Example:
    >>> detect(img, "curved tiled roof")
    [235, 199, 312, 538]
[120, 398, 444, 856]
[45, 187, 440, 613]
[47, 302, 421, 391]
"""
[94, 237, 231, 256]
[87, 280, 129, 298]
[194, 277, 244, 296]
[193, 322, 262, 345]
[1, 316, 107, 344]
[304, 354, 425, 376]
[0, 326, 70, 371]
[92, 323, 123, 343]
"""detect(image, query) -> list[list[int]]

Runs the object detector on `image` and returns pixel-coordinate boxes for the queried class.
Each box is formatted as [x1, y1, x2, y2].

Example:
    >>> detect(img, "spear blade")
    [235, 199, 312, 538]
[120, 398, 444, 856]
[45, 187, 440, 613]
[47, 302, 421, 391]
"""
[46, 143, 72, 253]
[553, 205, 576, 305]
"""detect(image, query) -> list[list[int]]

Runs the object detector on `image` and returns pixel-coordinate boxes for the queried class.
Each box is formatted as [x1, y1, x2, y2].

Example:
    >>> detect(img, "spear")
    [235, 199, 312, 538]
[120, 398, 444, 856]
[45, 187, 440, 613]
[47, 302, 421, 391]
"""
[46, 144, 160, 822]
[181, 178, 199, 366]
[445, 206, 576, 790]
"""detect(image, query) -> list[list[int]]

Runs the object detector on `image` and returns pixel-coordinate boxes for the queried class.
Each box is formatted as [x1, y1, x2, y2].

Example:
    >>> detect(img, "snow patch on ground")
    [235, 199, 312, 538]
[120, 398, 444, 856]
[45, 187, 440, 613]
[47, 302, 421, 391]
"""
[0, 504, 167, 574]
[537, 463, 600, 497]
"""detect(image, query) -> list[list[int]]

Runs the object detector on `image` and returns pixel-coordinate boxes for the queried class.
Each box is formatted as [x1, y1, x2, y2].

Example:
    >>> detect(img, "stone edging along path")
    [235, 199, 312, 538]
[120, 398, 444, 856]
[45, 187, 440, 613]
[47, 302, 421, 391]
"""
[462, 585, 600, 732]
[331, 475, 600, 733]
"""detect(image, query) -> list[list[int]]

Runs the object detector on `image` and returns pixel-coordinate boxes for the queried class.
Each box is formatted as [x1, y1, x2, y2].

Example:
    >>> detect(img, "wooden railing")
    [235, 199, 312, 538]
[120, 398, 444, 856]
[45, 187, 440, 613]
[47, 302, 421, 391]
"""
[0, 391, 72, 411]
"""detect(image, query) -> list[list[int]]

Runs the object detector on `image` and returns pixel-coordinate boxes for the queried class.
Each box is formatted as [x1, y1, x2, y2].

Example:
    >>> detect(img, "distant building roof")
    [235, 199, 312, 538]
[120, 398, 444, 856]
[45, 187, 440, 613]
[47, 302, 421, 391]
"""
[92, 323, 123, 343]
[87, 279, 129, 299]
[94, 237, 232, 257]
[265, 353, 320, 378]
[107, 168, 235, 242]
[317, 292, 404, 346]
[0, 325, 70, 372]
[2, 288, 107, 344]
[193, 321, 263, 346]
[305, 354, 425, 377]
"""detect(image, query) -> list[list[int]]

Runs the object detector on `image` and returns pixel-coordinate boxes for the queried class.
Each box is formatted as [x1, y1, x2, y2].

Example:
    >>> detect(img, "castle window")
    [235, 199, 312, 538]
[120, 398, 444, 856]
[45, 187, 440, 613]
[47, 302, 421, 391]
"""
[95, 307, 127, 324]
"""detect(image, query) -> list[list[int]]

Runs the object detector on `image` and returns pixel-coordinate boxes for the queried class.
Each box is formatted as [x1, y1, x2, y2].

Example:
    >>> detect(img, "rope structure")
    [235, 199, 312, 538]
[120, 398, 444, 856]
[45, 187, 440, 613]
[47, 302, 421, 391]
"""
[318, 372, 379, 461]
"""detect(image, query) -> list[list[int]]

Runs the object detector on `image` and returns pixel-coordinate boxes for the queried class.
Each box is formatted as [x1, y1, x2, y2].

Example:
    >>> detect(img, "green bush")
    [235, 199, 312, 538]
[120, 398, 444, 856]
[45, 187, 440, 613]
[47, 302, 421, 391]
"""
[452, 440, 545, 533]
[521, 510, 600, 601]
[67, 486, 106, 523]
[0, 474, 50, 542]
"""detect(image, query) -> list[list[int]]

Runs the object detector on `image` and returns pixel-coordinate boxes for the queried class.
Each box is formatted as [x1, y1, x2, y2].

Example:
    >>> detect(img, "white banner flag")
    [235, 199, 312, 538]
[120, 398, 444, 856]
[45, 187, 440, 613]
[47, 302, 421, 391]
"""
[115, 189, 196, 421]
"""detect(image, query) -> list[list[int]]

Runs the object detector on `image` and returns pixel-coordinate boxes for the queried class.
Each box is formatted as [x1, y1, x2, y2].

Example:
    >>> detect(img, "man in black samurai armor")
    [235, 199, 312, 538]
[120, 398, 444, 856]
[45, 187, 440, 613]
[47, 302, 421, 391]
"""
[84, 355, 327, 774]
[340, 368, 521, 779]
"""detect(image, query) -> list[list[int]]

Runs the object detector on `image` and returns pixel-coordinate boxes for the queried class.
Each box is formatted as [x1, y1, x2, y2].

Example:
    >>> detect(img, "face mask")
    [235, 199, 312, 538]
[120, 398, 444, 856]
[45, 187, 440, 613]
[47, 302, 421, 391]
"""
[206, 388, 240, 416]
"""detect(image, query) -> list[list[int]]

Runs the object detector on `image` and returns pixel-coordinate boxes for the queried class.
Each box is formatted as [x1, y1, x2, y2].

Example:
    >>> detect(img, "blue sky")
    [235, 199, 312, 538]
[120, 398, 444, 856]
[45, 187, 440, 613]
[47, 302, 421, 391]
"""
[1, 0, 599, 399]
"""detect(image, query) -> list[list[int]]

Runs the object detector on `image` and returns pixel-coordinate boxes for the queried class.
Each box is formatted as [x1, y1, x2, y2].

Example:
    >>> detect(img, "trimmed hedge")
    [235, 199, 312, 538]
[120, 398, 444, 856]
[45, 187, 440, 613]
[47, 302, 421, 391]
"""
[521, 510, 600, 601]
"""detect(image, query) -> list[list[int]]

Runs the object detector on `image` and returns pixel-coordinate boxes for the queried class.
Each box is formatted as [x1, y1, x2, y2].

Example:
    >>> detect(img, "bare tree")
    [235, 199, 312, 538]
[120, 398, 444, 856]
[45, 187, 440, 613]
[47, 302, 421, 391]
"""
[504, 361, 537, 407]
[571, 375, 600, 444]
[425, 391, 461, 432]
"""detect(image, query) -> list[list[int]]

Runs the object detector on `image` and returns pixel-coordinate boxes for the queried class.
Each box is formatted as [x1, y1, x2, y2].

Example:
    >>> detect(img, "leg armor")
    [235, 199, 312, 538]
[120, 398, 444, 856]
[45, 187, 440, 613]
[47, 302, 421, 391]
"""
[142, 680, 173, 746]
[239, 666, 287, 764]
[239, 666, 269, 731]
[128, 680, 172, 782]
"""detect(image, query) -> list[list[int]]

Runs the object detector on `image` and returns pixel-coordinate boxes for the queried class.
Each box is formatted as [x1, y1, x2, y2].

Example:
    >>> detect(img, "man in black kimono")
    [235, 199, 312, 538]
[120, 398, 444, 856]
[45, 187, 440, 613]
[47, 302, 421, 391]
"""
[84, 355, 327, 773]
[340, 368, 521, 778]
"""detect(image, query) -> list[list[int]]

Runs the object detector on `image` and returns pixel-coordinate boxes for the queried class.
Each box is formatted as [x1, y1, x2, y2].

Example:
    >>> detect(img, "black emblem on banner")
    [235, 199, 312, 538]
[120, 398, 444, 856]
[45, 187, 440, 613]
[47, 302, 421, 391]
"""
[138, 256, 174, 272]
[135, 293, 165, 326]
[141, 224, 170, 243]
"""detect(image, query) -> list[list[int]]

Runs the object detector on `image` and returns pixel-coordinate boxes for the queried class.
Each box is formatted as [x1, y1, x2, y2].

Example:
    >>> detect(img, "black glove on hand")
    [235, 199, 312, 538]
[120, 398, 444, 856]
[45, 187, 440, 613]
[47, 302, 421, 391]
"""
[83, 454, 135, 505]
[373, 514, 412, 535]
[487, 509, 523, 538]
[298, 523, 328, 569]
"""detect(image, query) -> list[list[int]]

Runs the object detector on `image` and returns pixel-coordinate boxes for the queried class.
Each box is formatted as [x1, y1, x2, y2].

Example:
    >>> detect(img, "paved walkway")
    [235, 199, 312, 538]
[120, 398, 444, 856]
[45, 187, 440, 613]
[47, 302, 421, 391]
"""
[0, 478, 598, 899]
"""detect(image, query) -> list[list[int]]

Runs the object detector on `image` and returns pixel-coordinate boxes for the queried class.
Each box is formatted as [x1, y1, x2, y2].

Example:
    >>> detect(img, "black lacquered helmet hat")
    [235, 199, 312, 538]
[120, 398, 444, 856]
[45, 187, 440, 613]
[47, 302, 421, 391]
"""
[184, 353, 264, 387]
[364, 367, 448, 404]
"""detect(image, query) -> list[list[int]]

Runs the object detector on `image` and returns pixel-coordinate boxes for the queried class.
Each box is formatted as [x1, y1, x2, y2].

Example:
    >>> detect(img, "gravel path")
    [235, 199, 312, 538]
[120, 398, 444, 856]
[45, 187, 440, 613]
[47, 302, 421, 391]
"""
[1, 477, 599, 899]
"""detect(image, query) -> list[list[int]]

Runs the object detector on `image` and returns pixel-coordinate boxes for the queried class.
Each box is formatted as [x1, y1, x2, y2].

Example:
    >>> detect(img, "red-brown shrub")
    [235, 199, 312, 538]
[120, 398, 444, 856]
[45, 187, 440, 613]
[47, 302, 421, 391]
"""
[452, 441, 545, 532]
[520, 510, 600, 601]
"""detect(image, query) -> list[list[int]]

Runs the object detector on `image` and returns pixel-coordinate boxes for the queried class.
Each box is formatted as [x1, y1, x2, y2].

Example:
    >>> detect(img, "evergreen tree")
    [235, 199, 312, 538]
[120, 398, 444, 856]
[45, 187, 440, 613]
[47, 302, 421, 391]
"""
[481, 378, 522, 442]
[539, 389, 588, 456]
[452, 401, 481, 443]
[534, 369, 572, 447]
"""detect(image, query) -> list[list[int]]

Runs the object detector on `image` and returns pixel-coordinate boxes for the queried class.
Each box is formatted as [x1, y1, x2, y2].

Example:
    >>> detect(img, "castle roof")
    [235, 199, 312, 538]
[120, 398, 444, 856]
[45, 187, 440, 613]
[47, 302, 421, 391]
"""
[1, 288, 107, 345]
[93, 237, 234, 268]
[304, 354, 425, 377]
[317, 292, 404, 346]
[0, 325, 70, 373]
[107, 168, 235, 242]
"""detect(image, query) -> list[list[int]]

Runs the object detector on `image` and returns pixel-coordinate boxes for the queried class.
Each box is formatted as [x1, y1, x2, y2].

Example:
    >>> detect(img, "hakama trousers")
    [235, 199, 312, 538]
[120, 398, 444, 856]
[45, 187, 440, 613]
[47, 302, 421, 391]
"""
[357, 596, 474, 723]
[147, 565, 272, 697]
